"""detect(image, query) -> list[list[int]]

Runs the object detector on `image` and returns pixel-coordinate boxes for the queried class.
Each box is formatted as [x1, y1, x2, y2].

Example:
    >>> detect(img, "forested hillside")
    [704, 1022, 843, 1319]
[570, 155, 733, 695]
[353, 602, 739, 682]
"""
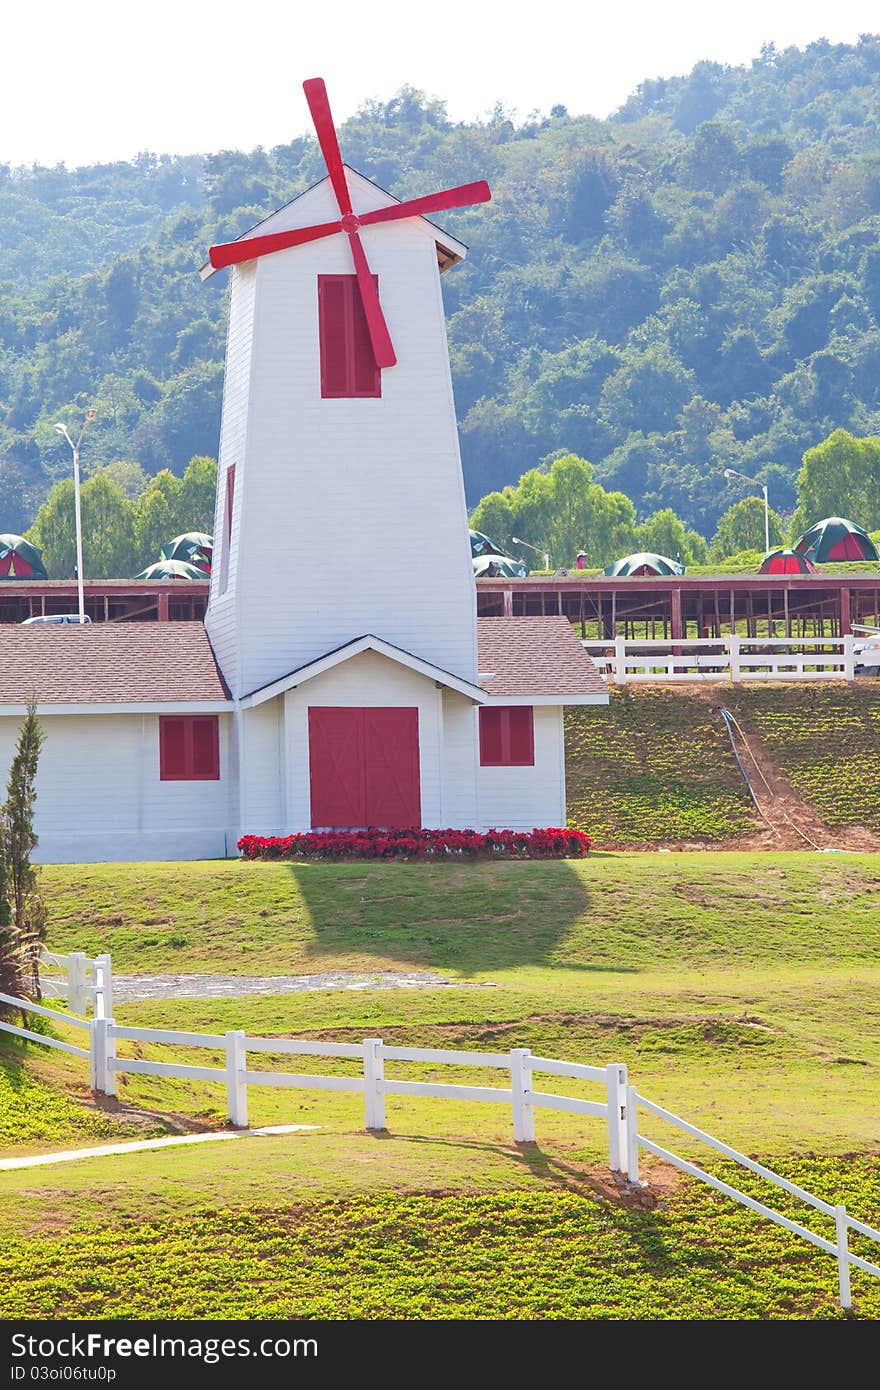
[4, 36, 880, 535]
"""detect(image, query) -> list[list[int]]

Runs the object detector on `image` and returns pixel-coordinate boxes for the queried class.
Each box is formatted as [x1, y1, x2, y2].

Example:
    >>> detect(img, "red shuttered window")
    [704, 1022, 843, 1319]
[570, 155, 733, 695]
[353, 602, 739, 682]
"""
[159, 716, 220, 781]
[479, 706, 535, 767]
[318, 275, 381, 398]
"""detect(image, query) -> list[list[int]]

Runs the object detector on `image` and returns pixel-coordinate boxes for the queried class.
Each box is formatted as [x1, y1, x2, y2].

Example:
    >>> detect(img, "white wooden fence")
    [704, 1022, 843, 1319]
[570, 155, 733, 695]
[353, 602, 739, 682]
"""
[2, 952, 879, 1310]
[624, 1087, 880, 1311]
[583, 634, 858, 684]
[37, 948, 113, 1019]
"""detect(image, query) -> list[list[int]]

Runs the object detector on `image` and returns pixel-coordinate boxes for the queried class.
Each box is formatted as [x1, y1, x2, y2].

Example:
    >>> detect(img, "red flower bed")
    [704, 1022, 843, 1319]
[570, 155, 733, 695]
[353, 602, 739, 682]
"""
[237, 827, 591, 861]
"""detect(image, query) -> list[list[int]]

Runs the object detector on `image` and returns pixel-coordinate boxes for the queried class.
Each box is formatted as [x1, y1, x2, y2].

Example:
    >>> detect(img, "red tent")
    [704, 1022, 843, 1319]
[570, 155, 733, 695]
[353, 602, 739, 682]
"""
[760, 549, 817, 575]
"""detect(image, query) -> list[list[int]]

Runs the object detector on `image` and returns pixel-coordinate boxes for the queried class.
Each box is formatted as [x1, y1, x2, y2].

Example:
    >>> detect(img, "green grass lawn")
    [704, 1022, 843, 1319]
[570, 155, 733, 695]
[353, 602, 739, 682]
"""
[4, 851, 880, 1318]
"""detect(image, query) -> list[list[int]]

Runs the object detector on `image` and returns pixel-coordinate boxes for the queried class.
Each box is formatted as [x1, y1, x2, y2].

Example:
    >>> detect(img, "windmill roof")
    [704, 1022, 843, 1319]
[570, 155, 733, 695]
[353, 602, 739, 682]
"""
[200, 165, 468, 280]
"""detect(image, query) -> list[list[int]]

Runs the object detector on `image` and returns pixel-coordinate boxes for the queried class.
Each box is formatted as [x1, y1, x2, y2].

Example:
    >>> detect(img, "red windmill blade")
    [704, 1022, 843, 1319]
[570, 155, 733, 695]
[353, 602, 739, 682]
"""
[207, 77, 492, 371]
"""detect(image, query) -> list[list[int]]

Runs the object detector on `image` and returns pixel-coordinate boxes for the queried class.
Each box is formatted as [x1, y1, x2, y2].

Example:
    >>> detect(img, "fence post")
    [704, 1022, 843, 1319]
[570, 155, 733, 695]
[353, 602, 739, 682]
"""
[835, 1205, 852, 1309]
[843, 634, 856, 682]
[605, 1063, 628, 1173]
[67, 952, 88, 1015]
[94, 953, 113, 1021]
[225, 1030, 249, 1128]
[510, 1048, 535, 1143]
[363, 1038, 386, 1132]
[614, 635, 627, 687]
[92, 1017, 117, 1097]
[727, 634, 741, 683]
[625, 1085, 640, 1183]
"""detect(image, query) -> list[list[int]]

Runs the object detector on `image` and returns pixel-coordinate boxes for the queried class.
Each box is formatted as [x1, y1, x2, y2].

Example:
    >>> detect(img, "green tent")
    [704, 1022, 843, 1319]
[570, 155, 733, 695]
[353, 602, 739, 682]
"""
[0, 534, 47, 580]
[160, 532, 212, 572]
[135, 559, 207, 580]
[473, 554, 529, 579]
[793, 517, 879, 563]
[470, 529, 505, 558]
[603, 552, 685, 577]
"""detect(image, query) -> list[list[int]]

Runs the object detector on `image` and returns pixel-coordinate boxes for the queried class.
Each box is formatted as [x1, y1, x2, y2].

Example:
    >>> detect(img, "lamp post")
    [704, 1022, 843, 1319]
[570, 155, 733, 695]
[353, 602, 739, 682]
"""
[511, 536, 551, 572]
[54, 411, 96, 624]
[723, 468, 770, 553]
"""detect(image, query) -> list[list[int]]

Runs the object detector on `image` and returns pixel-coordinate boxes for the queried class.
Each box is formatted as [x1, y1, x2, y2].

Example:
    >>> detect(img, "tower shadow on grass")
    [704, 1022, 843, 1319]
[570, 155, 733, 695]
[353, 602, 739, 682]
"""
[285, 857, 633, 977]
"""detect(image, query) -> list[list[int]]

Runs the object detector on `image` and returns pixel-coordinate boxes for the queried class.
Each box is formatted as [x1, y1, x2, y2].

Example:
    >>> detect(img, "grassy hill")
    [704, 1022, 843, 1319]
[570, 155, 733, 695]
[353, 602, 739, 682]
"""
[566, 684, 880, 845]
[2, 849, 880, 1317]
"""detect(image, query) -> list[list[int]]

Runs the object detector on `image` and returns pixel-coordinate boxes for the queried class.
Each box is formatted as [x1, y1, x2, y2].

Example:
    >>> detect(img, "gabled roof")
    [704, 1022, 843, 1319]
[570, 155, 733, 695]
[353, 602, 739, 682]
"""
[477, 617, 608, 705]
[0, 623, 230, 712]
[239, 634, 489, 708]
[200, 166, 468, 281]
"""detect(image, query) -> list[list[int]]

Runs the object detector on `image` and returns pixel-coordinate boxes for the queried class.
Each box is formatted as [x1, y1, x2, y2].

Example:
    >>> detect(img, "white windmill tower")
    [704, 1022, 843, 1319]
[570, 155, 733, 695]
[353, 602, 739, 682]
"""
[202, 79, 495, 832]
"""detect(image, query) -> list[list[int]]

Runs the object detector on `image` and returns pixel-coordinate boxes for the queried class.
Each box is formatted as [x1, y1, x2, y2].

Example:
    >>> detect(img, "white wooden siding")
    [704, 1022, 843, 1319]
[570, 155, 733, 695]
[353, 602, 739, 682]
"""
[476, 706, 566, 830]
[0, 714, 235, 863]
[205, 261, 256, 693]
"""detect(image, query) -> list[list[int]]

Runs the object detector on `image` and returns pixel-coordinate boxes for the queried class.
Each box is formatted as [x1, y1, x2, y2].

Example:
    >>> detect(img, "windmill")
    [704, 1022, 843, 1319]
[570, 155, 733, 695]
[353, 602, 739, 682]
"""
[208, 78, 491, 370]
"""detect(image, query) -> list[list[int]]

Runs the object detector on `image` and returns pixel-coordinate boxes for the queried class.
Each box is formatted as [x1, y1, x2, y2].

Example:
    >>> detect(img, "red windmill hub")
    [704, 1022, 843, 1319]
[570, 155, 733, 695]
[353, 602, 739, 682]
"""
[209, 77, 492, 370]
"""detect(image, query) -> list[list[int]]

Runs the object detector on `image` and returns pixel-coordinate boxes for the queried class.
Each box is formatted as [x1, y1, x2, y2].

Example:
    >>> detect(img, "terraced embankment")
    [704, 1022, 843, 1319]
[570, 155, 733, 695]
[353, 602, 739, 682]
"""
[565, 684, 880, 849]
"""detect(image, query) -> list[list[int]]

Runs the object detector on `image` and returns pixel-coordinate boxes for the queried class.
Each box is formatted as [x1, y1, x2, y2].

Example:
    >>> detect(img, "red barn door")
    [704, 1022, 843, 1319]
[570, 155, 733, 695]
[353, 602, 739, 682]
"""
[308, 707, 421, 829]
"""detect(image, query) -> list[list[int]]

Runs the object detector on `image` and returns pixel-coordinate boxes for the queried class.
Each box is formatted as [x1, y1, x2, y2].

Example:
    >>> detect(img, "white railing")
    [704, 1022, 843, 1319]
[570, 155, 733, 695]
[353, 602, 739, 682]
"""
[3, 956, 879, 1310]
[624, 1086, 880, 1311]
[583, 634, 858, 684]
[37, 949, 112, 1019]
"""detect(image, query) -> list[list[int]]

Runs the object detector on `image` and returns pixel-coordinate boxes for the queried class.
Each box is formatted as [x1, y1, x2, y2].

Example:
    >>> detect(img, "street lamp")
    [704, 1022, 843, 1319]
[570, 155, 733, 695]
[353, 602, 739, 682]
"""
[511, 536, 551, 572]
[723, 468, 770, 553]
[54, 410, 96, 624]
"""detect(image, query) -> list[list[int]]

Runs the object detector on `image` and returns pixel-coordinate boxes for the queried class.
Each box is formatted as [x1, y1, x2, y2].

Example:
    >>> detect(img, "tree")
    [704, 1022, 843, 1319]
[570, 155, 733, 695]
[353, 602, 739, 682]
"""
[636, 509, 707, 565]
[176, 455, 218, 533]
[791, 429, 880, 536]
[709, 497, 784, 559]
[0, 704, 46, 1003]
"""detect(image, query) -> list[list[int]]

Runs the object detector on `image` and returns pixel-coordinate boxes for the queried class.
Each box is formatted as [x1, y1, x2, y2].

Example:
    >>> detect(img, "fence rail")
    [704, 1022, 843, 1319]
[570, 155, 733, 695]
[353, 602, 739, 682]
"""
[625, 1086, 880, 1310]
[1, 956, 878, 1310]
[583, 634, 860, 684]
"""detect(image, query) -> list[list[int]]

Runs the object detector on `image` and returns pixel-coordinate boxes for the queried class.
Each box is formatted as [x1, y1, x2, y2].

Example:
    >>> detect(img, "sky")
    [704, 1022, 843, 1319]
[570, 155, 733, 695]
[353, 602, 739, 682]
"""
[4, 0, 879, 168]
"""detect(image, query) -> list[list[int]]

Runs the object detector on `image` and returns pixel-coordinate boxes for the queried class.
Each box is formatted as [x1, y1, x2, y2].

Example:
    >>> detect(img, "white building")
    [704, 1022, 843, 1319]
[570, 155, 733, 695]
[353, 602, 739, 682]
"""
[1, 152, 606, 863]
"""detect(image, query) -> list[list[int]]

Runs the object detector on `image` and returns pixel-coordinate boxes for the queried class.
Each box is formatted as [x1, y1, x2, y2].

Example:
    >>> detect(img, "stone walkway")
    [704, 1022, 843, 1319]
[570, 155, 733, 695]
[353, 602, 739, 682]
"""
[112, 970, 492, 1002]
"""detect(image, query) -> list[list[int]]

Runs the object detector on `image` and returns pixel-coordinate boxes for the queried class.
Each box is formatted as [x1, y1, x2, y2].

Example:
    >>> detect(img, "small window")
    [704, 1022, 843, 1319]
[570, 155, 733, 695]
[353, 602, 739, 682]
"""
[160, 716, 220, 781]
[219, 464, 235, 594]
[479, 706, 535, 767]
[318, 274, 381, 399]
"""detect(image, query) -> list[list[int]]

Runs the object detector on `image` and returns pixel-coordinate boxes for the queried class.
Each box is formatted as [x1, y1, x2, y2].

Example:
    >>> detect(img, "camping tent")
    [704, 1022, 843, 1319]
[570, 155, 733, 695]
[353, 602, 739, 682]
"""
[473, 555, 529, 579]
[794, 517, 879, 563]
[0, 534, 48, 580]
[759, 549, 817, 575]
[135, 559, 207, 581]
[160, 532, 212, 572]
[470, 529, 505, 558]
[603, 552, 685, 577]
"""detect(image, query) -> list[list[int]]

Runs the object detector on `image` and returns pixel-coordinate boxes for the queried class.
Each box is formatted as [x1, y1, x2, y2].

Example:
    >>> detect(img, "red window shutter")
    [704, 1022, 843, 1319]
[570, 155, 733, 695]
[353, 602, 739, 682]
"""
[191, 717, 220, 780]
[479, 707, 504, 765]
[159, 716, 220, 781]
[318, 275, 381, 399]
[479, 707, 535, 766]
[160, 718, 187, 779]
[507, 707, 535, 765]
